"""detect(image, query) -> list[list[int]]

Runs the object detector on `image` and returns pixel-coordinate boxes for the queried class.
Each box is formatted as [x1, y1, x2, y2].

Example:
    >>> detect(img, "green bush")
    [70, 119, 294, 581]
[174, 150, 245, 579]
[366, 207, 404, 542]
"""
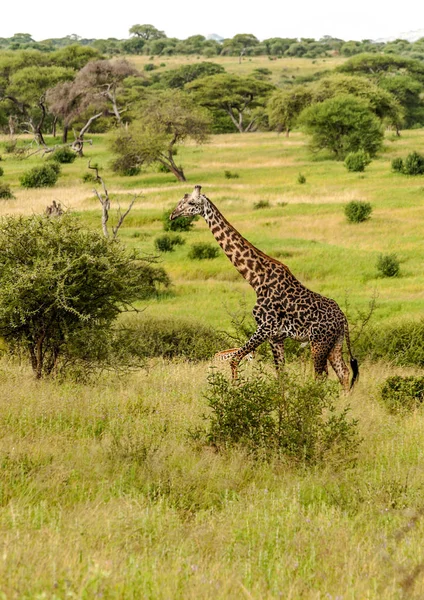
[118, 316, 225, 361]
[377, 253, 400, 277]
[111, 154, 141, 176]
[81, 172, 96, 183]
[344, 150, 371, 172]
[188, 242, 220, 260]
[380, 375, 424, 413]
[20, 164, 61, 188]
[224, 170, 239, 179]
[201, 368, 360, 464]
[0, 214, 169, 378]
[297, 173, 306, 184]
[162, 210, 197, 232]
[344, 200, 372, 223]
[391, 157, 404, 172]
[0, 184, 14, 200]
[0, 166, 3, 177]
[154, 234, 185, 253]
[403, 151, 424, 175]
[253, 200, 271, 210]
[49, 147, 76, 164]
[299, 95, 384, 159]
[353, 319, 424, 367]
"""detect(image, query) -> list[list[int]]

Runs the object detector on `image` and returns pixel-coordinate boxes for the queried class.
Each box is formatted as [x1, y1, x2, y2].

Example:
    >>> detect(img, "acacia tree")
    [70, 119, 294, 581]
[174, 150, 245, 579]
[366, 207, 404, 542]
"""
[0, 214, 169, 379]
[267, 85, 313, 136]
[110, 90, 210, 181]
[6, 65, 74, 144]
[187, 73, 274, 133]
[47, 59, 139, 151]
[129, 24, 165, 41]
[299, 95, 384, 159]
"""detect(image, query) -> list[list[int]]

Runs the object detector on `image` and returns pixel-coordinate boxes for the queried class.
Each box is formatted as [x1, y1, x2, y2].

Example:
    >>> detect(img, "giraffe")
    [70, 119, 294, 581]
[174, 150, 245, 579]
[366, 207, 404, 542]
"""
[170, 185, 359, 391]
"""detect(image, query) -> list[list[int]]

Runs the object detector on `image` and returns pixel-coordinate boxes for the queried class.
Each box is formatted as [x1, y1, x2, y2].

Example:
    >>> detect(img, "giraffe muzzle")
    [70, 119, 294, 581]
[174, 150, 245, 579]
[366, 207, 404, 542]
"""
[169, 208, 182, 220]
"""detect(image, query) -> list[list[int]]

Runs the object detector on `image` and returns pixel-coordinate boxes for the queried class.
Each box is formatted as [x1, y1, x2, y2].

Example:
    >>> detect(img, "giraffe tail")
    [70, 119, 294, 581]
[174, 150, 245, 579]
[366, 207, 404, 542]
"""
[344, 320, 359, 390]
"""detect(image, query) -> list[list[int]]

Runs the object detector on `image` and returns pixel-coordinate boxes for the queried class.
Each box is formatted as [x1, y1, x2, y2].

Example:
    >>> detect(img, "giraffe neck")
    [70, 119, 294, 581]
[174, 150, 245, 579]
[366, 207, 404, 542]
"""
[203, 198, 275, 288]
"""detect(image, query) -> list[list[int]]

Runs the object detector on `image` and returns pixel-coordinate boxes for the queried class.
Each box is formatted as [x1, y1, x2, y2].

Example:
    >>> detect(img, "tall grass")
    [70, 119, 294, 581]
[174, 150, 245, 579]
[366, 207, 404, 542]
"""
[1, 358, 424, 598]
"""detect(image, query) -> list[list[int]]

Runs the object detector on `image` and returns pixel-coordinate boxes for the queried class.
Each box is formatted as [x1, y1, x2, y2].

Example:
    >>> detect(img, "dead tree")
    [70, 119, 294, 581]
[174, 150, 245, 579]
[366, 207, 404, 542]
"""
[88, 161, 137, 239]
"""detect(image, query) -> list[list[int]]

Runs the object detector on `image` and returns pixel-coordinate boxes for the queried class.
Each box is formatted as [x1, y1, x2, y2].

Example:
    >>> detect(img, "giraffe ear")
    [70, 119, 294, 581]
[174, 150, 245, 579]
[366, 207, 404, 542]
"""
[192, 185, 202, 200]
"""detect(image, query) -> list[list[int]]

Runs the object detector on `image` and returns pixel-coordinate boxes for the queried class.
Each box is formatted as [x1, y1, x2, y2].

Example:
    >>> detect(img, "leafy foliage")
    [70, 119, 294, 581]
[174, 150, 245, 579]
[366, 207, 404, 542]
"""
[49, 146, 76, 163]
[391, 157, 404, 172]
[354, 319, 424, 367]
[380, 375, 424, 413]
[117, 316, 225, 361]
[344, 150, 371, 172]
[188, 242, 220, 260]
[299, 95, 384, 159]
[403, 151, 424, 175]
[202, 368, 360, 464]
[154, 234, 185, 253]
[20, 163, 61, 188]
[162, 210, 197, 232]
[0, 214, 169, 378]
[109, 90, 210, 181]
[376, 253, 400, 277]
[0, 183, 14, 199]
[344, 200, 372, 223]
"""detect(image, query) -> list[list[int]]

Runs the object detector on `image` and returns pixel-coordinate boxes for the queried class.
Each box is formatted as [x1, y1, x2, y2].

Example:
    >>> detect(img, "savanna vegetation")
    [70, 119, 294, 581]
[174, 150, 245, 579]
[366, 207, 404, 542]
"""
[0, 28, 424, 598]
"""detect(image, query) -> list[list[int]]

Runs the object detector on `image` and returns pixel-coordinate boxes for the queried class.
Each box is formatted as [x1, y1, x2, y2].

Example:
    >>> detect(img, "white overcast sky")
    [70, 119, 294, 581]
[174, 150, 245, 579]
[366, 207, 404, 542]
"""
[2, 0, 424, 42]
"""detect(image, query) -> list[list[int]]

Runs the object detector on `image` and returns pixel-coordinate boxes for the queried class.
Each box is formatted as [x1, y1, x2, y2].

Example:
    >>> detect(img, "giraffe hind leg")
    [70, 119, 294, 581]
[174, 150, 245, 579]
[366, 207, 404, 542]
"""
[311, 342, 329, 379]
[328, 336, 350, 392]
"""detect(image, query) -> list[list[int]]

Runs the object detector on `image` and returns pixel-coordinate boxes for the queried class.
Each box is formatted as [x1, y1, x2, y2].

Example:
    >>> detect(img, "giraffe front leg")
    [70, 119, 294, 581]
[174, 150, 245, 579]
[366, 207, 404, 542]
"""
[229, 328, 269, 380]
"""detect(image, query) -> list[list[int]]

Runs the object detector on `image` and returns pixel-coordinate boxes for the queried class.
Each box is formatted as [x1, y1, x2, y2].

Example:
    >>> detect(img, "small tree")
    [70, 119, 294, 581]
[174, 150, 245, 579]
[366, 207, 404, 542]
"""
[299, 95, 384, 159]
[0, 214, 169, 378]
[110, 90, 210, 182]
[267, 85, 313, 136]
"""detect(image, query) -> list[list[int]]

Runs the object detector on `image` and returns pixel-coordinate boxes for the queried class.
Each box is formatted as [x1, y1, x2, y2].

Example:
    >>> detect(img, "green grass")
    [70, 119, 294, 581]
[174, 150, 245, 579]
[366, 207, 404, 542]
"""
[1, 359, 424, 598]
[1, 115, 424, 597]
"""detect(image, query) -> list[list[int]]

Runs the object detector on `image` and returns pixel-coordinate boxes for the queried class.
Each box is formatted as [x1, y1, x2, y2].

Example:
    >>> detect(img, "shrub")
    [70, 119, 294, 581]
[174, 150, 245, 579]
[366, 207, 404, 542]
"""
[297, 173, 306, 184]
[253, 200, 271, 210]
[403, 151, 424, 175]
[344, 200, 372, 223]
[391, 157, 404, 172]
[111, 154, 141, 176]
[0, 184, 14, 200]
[154, 234, 185, 253]
[353, 319, 424, 367]
[188, 242, 220, 260]
[20, 164, 60, 188]
[162, 210, 197, 232]
[117, 316, 225, 361]
[49, 147, 76, 164]
[224, 170, 239, 179]
[380, 375, 424, 413]
[143, 63, 156, 71]
[201, 368, 360, 464]
[299, 95, 384, 159]
[82, 172, 96, 183]
[377, 253, 400, 277]
[344, 150, 371, 172]
[0, 214, 169, 378]
[0, 166, 3, 177]
[3, 140, 17, 154]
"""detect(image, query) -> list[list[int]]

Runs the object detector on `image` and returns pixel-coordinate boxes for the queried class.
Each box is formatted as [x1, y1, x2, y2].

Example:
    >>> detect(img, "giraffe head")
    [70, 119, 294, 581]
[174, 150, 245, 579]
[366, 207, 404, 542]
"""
[170, 185, 207, 220]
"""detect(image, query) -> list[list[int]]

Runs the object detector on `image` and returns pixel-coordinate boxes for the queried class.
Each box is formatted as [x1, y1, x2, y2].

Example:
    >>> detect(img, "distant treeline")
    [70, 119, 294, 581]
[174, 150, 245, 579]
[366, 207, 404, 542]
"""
[1, 26, 424, 59]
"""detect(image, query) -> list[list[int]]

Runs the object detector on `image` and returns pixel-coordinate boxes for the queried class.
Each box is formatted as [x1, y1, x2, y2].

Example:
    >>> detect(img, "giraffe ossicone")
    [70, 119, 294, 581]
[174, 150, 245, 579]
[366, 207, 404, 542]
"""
[170, 185, 359, 391]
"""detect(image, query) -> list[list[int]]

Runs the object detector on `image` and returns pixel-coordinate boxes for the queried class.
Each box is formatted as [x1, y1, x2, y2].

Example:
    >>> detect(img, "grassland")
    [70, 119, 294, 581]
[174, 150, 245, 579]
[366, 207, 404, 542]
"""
[1, 90, 424, 597]
[128, 55, 347, 86]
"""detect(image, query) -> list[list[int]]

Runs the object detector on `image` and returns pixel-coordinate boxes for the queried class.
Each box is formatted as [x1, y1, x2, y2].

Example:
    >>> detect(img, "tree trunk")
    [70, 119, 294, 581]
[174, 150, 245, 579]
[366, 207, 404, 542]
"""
[52, 116, 58, 137]
[63, 124, 69, 143]
[164, 152, 186, 182]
